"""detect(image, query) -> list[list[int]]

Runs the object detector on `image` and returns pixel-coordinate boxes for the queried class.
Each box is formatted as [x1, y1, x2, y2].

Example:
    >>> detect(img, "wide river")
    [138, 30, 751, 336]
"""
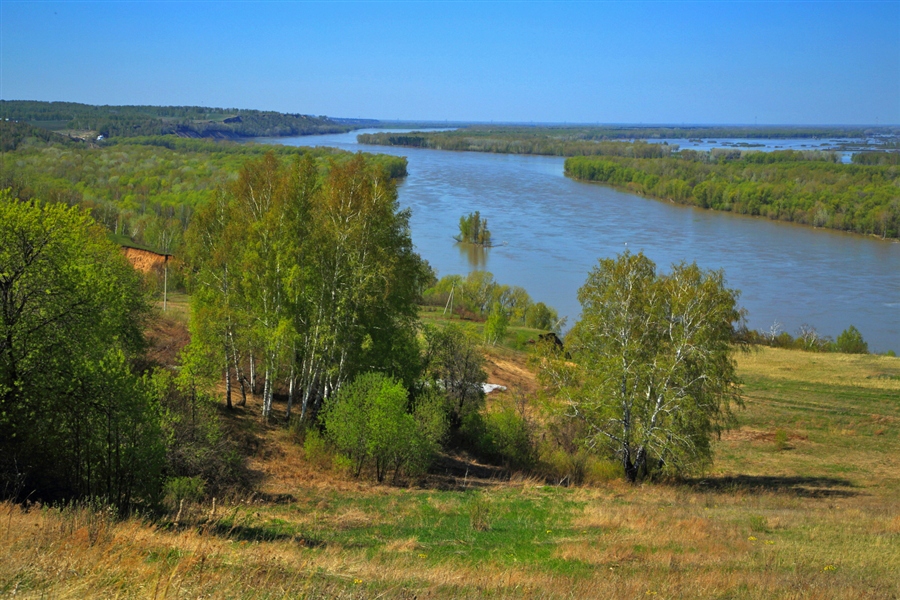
[260, 130, 900, 353]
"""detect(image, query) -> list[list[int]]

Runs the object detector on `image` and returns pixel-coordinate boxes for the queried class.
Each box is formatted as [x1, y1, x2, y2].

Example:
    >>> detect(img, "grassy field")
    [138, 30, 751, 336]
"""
[2, 347, 898, 599]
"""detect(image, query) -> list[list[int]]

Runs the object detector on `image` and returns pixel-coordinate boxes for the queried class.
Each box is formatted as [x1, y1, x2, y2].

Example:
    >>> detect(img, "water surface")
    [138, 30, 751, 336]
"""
[259, 130, 900, 353]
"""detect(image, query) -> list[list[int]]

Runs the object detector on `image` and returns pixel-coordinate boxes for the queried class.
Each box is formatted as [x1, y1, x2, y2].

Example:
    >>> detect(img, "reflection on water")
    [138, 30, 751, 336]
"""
[458, 242, 487, 267]
[260, 131, 900, 353]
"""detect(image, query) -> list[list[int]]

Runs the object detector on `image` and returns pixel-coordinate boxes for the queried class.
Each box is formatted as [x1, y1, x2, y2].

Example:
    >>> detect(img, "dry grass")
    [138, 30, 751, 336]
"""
[737, 346, 900, 390]
[4, 347, 900, 598]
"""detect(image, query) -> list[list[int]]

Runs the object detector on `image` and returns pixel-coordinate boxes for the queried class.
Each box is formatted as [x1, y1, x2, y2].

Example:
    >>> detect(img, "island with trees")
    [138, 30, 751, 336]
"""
[357, 124, 899, 156]
[454, 210, 492, 246]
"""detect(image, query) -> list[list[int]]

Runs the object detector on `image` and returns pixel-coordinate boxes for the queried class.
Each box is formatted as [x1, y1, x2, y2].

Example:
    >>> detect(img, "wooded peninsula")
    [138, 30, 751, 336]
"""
[359, 128, 900, 240]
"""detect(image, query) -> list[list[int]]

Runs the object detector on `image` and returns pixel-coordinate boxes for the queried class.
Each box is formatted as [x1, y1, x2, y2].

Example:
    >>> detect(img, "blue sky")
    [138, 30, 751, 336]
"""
[2, 1, 898, 124]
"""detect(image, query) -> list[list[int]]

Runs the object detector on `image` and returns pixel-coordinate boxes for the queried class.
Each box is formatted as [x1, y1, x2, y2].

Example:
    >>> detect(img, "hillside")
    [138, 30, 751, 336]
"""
[3, 305, 898, 598]
[0, 100, 372, 140]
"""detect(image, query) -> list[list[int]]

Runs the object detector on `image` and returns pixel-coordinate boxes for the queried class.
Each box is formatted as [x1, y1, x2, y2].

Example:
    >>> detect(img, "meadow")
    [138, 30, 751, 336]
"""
[3, 341, 898, 599]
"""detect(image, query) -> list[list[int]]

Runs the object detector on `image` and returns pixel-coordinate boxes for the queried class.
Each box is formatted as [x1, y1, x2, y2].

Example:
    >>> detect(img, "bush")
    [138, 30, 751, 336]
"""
[163, 476, 206, 516]
[321, 372, 448, 483]
[462, 402, 536, 471]
[302, 428, 331, 469]
[835, 325, 869, 354]
[157, 368, 248, 497]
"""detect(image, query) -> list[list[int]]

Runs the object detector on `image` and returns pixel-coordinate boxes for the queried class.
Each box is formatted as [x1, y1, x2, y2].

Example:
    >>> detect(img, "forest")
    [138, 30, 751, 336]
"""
[1, 120, 407, 260]
[357, 124, 899, 157]
[0, 100, 368, 139]
[564, 151, 900, 239]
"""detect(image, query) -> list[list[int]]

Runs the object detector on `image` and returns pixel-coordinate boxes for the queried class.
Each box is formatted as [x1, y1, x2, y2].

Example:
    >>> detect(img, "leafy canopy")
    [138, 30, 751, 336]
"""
[539, 251, 743, 482]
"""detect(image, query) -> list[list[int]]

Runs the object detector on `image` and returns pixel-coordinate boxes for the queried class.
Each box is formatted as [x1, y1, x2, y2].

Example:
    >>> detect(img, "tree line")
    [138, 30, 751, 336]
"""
[357, 125, 898, 157]
[565, 152, 900, 239]
[0, 100, 357, 139]
[1, 130, 407, 265]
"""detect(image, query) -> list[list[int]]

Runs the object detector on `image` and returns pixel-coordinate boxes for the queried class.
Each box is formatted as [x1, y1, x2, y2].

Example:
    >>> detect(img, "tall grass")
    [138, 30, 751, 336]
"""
[3, 347, 898, 598]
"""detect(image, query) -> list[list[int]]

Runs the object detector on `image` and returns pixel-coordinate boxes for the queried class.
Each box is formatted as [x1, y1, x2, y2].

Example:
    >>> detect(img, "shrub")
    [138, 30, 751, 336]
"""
[463, 402, 536, 471]
[321, 372, 447, 483]
[468, 492, 493, 531]
[303, 429, 331, 469]
[835, 325, 869, 354]
[164, 476, 205, 509]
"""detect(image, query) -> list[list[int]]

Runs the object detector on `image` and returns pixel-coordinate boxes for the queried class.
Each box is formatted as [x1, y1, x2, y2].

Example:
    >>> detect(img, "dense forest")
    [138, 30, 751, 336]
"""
[358, 125, 899, 157]
[0, 100, 368, 139]
[564, 151, 900, 239]
[1, 121, 407, 257]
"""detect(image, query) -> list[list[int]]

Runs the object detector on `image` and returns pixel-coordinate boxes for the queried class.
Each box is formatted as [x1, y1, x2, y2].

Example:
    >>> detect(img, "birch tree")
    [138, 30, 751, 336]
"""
[294, 155, 423, 421]
[184, 152, 424, 423]
[538, 251, 743, 482]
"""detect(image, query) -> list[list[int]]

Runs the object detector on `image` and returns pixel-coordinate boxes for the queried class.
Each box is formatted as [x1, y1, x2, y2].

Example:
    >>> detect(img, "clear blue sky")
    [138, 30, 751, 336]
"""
[2, 1, 898, 124]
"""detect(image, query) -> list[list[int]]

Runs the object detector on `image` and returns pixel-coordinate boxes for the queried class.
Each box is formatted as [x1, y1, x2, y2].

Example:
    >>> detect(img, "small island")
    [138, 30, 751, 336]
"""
[454, 210, 492, 246]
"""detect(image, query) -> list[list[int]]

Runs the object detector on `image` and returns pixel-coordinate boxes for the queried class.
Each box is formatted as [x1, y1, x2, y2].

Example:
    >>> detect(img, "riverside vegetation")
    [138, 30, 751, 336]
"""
[2, 121, 899, 597]
[359, 128, 900, 239]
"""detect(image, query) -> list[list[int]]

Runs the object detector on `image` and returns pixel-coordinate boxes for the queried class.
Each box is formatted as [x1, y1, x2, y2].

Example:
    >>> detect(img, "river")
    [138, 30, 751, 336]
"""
[258, 130, 900, 354]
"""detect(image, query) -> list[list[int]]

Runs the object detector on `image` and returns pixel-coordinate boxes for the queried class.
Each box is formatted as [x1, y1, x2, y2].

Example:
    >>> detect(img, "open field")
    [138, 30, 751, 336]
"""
[3, 347, 898, 599]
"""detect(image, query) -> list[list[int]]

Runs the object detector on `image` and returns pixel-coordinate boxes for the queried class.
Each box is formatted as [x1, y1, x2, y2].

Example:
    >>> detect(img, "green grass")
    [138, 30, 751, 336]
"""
[3, 346, 899, 598]
[418, 307, 548, 351]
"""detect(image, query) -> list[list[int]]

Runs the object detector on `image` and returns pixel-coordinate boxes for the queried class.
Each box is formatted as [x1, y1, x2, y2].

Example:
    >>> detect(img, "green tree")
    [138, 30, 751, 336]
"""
[525, 301, 560, 331]
[0, 193, 162, 508]
[321, 372, 446, 482]
[538, 251, 743, 483]
[422, 324, 486, 429]
[456, 211, 492, 246]
[483, 302, 509, 346]
[835, 325, 868, 354]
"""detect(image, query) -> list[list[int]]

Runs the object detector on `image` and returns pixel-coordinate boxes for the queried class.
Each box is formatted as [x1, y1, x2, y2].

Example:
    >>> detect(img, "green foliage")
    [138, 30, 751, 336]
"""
[852, 152, 900, 166]
[422, 272, 559, 333]
[470, 402, 537, 471]
[456, 211, 492, 245]
[422, 324, 486, 429]
[564, 153, 900, 239]
[302, 428, 331, 469]
[483, 303, 509, 346]
[835, 325, 869, 354]
[154, 368, 246, 496]
[320, 373, 447, 483]
[539, 251, 743, 482]
[1, 100, 352, 139]
[0, 119, 79, 151]
[163, 476, 206, 508]
[525, 301, 560, 331]
[0, 193, 163, 509]
[359, 125, 878, 156]
[1, 136, 406, 265]
[183, 152, 422, 420]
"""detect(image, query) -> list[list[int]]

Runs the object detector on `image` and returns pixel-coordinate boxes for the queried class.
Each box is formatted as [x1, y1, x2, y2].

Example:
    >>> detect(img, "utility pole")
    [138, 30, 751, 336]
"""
[163, 255, 169, 312]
